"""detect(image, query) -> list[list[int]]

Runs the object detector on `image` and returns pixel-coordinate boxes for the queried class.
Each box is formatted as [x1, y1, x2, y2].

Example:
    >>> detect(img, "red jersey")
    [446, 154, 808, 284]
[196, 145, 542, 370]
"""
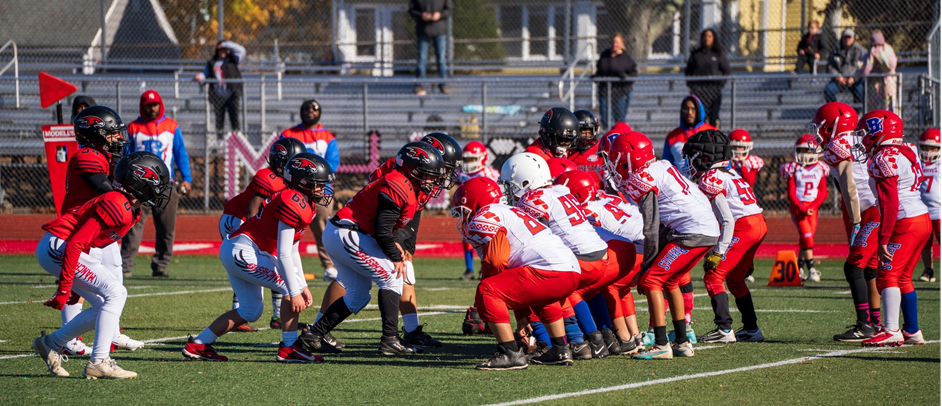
[568, 144, 605, 187]
[731, 155, 764, 187]
[222, 168, 287, 219]
[368, 158, 431, 209]
[61, 147, 113, 215]
[336, 171, 418, 236]
[232, 189, 314, 255]
[525, 139, 559, 161]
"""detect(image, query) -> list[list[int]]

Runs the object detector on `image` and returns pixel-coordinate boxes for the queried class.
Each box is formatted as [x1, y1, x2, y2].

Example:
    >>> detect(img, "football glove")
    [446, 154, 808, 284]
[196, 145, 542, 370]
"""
[703, 251, 723, 272]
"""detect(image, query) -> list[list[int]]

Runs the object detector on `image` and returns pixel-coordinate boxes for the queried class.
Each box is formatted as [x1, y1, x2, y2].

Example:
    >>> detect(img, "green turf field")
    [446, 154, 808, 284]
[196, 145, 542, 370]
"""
[0, 255, 938, 405]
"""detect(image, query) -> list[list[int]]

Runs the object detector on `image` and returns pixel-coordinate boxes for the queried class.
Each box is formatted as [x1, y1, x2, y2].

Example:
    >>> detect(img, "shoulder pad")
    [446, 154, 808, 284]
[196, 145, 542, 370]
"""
[698, 170, 726, 198]
[868, 148, 901, 179]
[380, 172, 417, 207]
[623, 171, 656, 202]
[72, 148, 109, 174]
[94, 192, 133, 228]
[465, 209, 504, 245]
[274, 190, 314, 228]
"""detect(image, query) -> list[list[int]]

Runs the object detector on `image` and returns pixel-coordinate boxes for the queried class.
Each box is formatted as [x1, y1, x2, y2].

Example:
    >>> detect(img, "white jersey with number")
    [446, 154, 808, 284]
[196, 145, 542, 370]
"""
[621, 160, 720, 237]
[780, 161, 830, 203]
[868, 146, 928, 220]
[920, 159, 941, 220]
[458, 167, 500, 184]
[517, 185, 609, 256]
[584, 192, 644, 245]
[697, 166, 764, 219]
[823, 132, 878, 211]
[463, 203, 579, 272]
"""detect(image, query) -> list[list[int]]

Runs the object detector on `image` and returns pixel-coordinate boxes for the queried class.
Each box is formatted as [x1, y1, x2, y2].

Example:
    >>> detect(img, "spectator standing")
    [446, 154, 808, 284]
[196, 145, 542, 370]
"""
[196, 40, 245, 134]
[824, 29, 866, 104]
[122, 90, 192, 277]
[662, 95, 716, 173]
[279, 99, 341, 281]
[862, 30, 898, 113]
[684, 29, 730, 127]
[410, 0, 453, 95]
[795, 21, 823, 74]
[594, 33, 638, 129]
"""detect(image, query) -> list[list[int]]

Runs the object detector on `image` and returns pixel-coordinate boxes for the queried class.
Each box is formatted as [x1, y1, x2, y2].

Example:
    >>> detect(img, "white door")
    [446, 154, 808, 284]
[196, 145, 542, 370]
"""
[351, 5, 397, 77]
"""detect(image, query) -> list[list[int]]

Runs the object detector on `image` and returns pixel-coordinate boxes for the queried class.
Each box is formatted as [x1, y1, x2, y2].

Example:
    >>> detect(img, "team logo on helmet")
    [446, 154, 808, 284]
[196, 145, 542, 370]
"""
[291, 158, 317, 170]
[404, 146, 431, 163]
[605, 132, 619, 145]
[423, 136, 444, 152]
[133, 164, 161, 185]
[77, 116, 104, 129]
[543, 109, 553, 121]
[273, 144, 288, 156]
[865, 117, 884, 135]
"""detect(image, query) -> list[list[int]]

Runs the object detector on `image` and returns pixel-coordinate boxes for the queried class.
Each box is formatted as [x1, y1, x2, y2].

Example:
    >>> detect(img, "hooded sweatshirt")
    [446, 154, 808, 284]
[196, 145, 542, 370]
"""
[662, 95, 716, 171]
[71, 95, 97, 121]
[127, 90, 192, 183]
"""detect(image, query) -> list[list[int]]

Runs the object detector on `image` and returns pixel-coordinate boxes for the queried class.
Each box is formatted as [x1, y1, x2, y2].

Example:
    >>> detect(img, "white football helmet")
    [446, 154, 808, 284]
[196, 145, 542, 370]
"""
[499, 152, 552, 204]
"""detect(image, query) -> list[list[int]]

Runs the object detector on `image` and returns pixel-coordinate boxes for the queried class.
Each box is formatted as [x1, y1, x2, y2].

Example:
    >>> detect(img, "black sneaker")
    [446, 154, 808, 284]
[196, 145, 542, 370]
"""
[298, 330, 342, 353]
[324, 332, 346, 349]
[152, 267, 169, 277]
[269, 317, 281, 330]
[699, 327, 736, 343]
[530, 342, 573, 366]
[919, 268, 936, 282]
[378, 335, 417, 356]
[617, 334, 642, 354]
[462, 307, 485, 335]
[600, 328, 623, 355]
[833, 320, 876, 342]
[403, 325, 443, 348]
[527, 341, 550, 360]
[475, 345, 528, 370]
[586, 331, 609, 358]
[570, 341, 591, 360]
[460, 270, 475, 281]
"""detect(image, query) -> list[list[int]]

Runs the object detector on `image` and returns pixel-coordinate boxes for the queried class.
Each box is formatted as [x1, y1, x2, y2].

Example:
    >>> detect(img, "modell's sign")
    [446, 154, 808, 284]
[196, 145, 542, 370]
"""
[41, 124, 79, 214]
[42, 125, 76, 142]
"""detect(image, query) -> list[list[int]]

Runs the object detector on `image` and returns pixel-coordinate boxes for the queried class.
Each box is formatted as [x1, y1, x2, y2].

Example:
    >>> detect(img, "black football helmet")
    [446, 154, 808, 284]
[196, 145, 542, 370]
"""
[113, 151, 172, 209]
[420, 132, 461, 189]
[395, 142, 445, 197]
[284, 153, 335, 206]
[269, 137, 308, 176]
[573, 110, 601, 151]
[73, 106, 129, 160]
[681, 129, 732, 179]
[539, 107, 579, 157]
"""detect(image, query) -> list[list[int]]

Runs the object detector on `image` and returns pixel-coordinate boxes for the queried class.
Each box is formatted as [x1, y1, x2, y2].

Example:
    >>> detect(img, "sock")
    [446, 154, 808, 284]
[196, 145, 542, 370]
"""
[550, 336, 567, 347]
[464, 250, 474, 272]
[900, 291, 919, 334]
[564, 317, 584, 344]
[735, 293, 759, 331]
[681, 282, 694, 323]
[654, 326, 668, 346]
[194, 328, 218, 345]
[807, 258, 815, 271]
[402, 313, 419, 333]
[710, 293, 733, 331]
[571, 300, 597, 336]
[500, 340, 519, 352]
[844, 263, 870, 323]
[881, 287, 901, 331]
[586, 294, 612, 330]
[232, 293, 240, 310]
[311, 298, 353, 337]
[672, 319, 688, 344]
[530, 321, 551, 347]
[870, 308, 882, 326]
[315, 312, 323, 323]
[271, 291, 282, 319]
[378, 289, 401, 338]
[282, 330, 298, 347]
[61, 302, 82, 325]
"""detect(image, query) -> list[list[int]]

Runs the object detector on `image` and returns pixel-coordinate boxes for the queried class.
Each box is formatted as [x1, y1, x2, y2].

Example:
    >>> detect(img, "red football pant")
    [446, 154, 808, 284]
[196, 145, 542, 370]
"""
[922, 219, 941, 253]
[569, 250, 620, 304]
[877, 214, 932, 295]
[704, 214, 768, 298]
[476, 266, 579, 324]
[640, 243, 711, 292]
[843, 206, 881, 269]
[606, 240, 642, 318]
[791, 207, 818, 250]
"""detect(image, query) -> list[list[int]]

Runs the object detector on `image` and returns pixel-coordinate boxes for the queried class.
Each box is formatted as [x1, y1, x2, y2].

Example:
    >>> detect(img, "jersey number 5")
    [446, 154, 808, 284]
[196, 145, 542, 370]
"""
[733, 179, 758, 205]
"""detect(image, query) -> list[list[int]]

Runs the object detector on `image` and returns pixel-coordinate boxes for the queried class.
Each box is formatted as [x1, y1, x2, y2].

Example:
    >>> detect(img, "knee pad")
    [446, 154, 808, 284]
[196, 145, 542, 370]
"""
[864, 267, 878, 281]
[679, 281, 694, 294]
[843, 262, 856, 283]
[236, 301, 264, 322]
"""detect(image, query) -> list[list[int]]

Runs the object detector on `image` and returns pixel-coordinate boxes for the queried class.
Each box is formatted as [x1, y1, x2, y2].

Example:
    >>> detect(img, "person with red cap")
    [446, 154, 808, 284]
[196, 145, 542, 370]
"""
[728, 129, 764, 187]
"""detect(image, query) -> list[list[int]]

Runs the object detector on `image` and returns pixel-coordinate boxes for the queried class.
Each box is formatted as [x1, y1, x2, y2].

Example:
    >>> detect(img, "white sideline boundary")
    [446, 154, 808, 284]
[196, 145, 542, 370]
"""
[0, 287, 234, 306]
[481, 341, 940, 406]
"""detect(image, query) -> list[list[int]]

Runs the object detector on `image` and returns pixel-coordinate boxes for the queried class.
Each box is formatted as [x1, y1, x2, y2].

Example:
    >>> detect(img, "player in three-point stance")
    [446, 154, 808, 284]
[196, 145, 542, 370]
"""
[780, 134, 830, 282]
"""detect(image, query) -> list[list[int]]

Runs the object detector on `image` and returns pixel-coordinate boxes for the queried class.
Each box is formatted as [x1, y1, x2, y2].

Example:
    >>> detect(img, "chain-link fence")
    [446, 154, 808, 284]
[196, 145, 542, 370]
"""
[0, 0, 936, 74]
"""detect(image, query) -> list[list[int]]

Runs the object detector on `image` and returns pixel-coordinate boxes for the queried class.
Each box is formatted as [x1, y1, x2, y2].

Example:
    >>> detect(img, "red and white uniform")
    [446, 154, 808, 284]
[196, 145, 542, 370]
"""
[920, 159, 940, 221]
[731, 155, 764, 187]
[466, 203, 580, 324]
[698, 168, 764, 221]
[584, 192, 645, 318]
[823, 132, 881, 269]
[458, 166, 499, 184]
[780, 161, 830, 250]
[823, 133, 878, 211]
[517, 185, 609, 256]
[219, 168, 287, 239]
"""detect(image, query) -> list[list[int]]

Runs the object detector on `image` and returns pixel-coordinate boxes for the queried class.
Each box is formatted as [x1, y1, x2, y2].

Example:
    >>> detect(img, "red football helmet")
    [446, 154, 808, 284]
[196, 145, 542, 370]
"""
[856, 110, 903, 154]
[729, 129, 753, 161]
[462, 141, 488, 174]
[450, 177, 505, 231]
[547, 157, 577, 180]
[810, 102, 858, 147]
[608, 131, 655, 184]
[598, 123, 633, 158]
[918, 128, 941, 163]
[553, 170, 598, 205]
[794, 133, 821, 165]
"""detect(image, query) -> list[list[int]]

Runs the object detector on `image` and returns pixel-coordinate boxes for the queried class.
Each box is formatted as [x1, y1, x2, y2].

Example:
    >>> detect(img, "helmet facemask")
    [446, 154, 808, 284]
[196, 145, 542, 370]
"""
[920, 144, 941, 163]
[795, 147, 819, 165]
[462, 152, 485, 174]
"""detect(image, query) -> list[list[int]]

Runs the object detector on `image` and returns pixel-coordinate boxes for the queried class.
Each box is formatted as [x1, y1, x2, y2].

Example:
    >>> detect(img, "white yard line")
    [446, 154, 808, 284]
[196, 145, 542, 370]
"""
[0, 287, 234, 306]
[482, 341, 940, 406]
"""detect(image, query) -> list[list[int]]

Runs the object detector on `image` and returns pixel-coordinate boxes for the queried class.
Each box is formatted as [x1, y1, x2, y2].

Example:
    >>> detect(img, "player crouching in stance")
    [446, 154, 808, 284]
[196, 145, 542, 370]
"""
[682, 130, 767, 343]
[452, 177, 581, 370]
[609, 131, 720, 359]
[857, 111, 930, 347]
[35, 152, 171, 379]
[781, 134, 829, 282]
[184, 153, 334, 363]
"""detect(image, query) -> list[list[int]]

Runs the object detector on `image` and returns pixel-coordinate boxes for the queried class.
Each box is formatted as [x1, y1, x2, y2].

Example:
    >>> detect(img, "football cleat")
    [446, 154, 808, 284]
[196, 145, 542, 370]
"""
[734, 327, 766, 342]
[277, 342, 324, 363]
[83, 359, 137, 380]
[799, 267, 808, 281]
[809, 267, 821, 282]
[616, 334, 643, 355]
[112, 334, 145, 351]
[462, 307, 486, 335]
[270, 317, 281, 330]
[182, 337, 228, 361]
[324, 332, 346, 349]
[33, 331, 69, 377]
[530, 342, 573, 366]
[699, 327, 737, 343]
[460, 270, 475, 281]
[527, 341, 551, 360]
[570, 341, 591, 360]
[833, 320, 875, 342]
[378, 335, 417, 356]
[233, 323, 258, 332]
[476, 345, 528, 371]
[903, 330, 925, 345]
[862, 329, 904, 347]
[745, 275, 755, 283]
[323, 267, 338, 282]
[62, 337, 90, 356]
[632, 343, 673, 360]
[600, 328, 623, 355]
[299, 330, 342, 353]
[919, 268, 936, 283]
[403, 325, 443, 348]
[672, 341, 695, 357]
[586, 331, 609, 358]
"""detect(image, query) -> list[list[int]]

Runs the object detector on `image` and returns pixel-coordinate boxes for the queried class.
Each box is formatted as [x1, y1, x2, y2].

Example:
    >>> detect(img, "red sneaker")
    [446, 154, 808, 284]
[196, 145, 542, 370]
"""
[862, 329, 903, 347]
[233, 323, 258, 332]
[277, 342, 324, 363]
[182, 337, 229, 361]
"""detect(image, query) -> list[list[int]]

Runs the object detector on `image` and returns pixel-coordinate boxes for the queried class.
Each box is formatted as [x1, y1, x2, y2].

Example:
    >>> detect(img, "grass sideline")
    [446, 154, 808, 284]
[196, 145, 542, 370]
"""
[0, 255, 937, 405]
